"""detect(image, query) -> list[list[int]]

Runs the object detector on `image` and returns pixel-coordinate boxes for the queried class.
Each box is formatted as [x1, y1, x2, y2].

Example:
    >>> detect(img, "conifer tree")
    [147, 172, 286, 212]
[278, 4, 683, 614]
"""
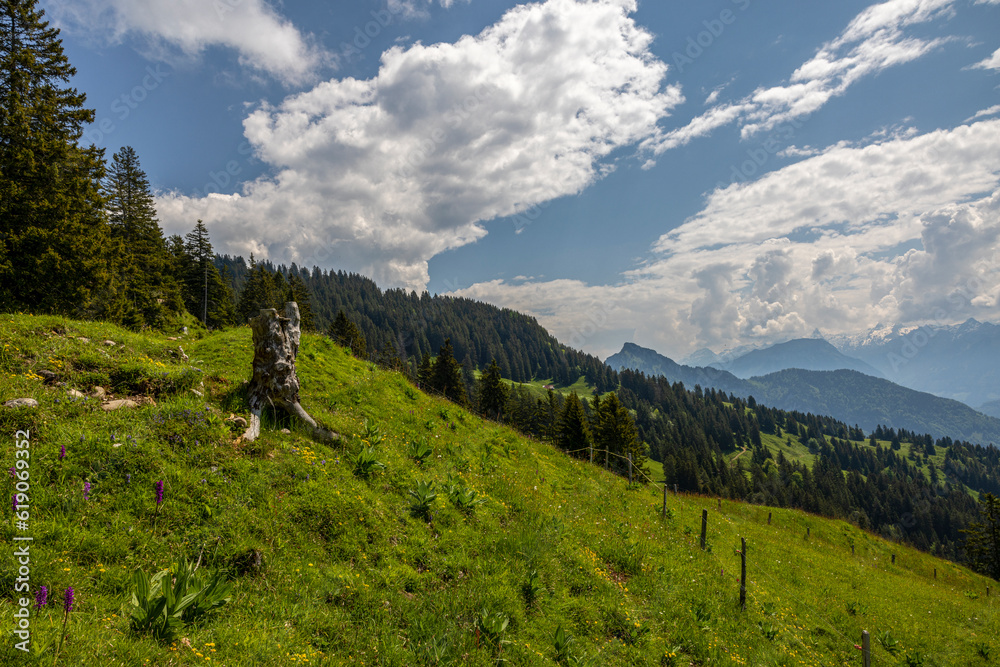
[477, 359, 508, 421]
[180, 220, 235, 328]
[430, 338, 467, 406]
[0, 0, 110, 315]
[595, 392, 647, 478]
[417, 353, 433, 387]
[285, 272, 315, 331]
[102, 146, 182, 329]
[328, 310, 367, 358]
[963, 493, 1000, 581]
[557, 391, 592, 457]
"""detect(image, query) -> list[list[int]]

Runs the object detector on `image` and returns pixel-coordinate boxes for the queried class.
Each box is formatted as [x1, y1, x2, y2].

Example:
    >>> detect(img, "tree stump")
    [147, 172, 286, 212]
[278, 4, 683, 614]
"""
[241, 302, 336, 443]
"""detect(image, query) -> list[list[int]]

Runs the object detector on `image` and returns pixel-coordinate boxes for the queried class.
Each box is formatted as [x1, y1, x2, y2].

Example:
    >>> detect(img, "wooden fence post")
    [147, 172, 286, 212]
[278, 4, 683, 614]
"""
[662, 482, 668, 519]
[589, 443, 593, 464]
[674, 483, 678, 496]
[718, 498, 722, 511]
[739, 537, 747, 610]
[628, 453, 633, 486]
[700, 510, 708, 550]
[767, 511, 771, 525]
[862, 630, 871, 667]
[852, 544, 855, 556]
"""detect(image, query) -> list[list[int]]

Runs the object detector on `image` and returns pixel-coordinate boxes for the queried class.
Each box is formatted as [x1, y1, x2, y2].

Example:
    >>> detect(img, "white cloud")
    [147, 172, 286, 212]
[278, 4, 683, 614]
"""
[389, 0, 471, 19]
[972, 47, 1000, 70]
[156, 0, 681, 289]
[46, 0, 326, 83]
[966, 104, 1000, 122]
[452, 120, 1000, 359]
[647, 0, 955, 154]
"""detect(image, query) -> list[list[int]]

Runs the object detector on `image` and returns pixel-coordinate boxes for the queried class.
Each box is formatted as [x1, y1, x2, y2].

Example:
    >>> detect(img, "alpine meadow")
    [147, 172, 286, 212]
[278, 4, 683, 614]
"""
[3, 0, 1000, 666]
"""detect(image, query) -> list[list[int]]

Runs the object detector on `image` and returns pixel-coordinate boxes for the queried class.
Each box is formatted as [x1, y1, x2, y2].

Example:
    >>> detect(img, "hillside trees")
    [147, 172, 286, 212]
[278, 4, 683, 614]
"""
[476, 359, 508, 421]
[328, 310, 367, 358]
[557, 391, 592, 458]
[964, 493, 1000, 581]
[428, 338, 468, 406]
[595, 392, 648, 478]
[0, 0, 109, 314]
[102, 146, 183, 329]
[176, 221, 236, 328]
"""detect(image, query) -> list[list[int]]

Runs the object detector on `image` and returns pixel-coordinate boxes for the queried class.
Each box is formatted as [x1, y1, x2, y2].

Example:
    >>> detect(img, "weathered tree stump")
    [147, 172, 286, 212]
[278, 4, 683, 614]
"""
[242, 302, 336, 443]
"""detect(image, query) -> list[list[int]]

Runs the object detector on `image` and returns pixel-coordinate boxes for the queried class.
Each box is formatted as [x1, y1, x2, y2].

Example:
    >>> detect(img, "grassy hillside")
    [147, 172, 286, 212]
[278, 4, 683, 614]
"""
[1, 314, 998, 666]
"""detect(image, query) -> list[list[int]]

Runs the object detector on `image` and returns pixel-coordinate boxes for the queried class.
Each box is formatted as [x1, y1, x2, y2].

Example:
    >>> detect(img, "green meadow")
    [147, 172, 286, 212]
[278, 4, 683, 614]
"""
[1, 314, 997, 666]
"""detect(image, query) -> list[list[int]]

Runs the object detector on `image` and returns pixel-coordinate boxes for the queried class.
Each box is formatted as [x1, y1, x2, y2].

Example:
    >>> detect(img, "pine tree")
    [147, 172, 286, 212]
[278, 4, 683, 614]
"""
[477, 359, 508, 421]
[0, 0, 110, 315]
[963, 493, 1000, 581]
[557, 391, 592, 457]
[285, 272, 315, 331]
[595, 392, 647, 479]
[101, 146, 182, 329]
[180, 220, 234, 328]
[328, 310, 367, 358]
[430, 338, 467, 406]
[417, 353, 433, 387]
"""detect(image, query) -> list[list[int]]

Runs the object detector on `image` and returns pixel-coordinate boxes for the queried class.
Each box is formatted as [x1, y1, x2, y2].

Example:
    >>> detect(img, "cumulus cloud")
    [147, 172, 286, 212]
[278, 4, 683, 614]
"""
[646, 0, 955, 154]
[157, 0, 682, 289]
[46, 0, 327, 83]
[452, 120, 1000, 359]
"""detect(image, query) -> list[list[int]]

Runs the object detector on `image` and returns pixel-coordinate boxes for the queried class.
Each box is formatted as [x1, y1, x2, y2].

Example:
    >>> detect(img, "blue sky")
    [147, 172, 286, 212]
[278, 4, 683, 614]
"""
[46, 0, 1000, 359]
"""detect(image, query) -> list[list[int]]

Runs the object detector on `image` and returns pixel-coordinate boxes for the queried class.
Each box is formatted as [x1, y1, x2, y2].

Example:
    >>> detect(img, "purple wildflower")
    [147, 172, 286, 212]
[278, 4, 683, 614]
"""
[12, 494, 17, 512]
[83, 481, 90, 501]
[35, 586, 48, 609]
[63, 587, 74, 613]
[60, 444, 66, 460]
[126, 473, 131, 484]
[155, 480, 164, 505]
[8, 466, 15, 479]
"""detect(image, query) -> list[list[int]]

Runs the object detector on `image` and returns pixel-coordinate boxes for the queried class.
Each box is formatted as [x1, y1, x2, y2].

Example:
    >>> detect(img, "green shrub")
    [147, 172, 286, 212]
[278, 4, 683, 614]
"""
[128, 560, 232, 641]
[409, 480, 438, 519]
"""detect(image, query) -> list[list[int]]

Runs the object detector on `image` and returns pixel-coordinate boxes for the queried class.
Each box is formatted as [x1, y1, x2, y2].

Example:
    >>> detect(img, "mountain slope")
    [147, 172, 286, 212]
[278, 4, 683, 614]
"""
[715, 338, 884, 379]
[0, 314, 997, 665]
[606, 342, 749, 394]
[748, 369, 1000, 444]
[607, 342, 1000, 444]
[830, 319, 1000, 408]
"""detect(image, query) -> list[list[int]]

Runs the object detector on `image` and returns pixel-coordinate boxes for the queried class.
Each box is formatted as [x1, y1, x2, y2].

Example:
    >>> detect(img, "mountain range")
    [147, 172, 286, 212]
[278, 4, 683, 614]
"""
[706, 338, 884, 379]
[827, 319, 1000, 413]
[606, 341, 1000, 445]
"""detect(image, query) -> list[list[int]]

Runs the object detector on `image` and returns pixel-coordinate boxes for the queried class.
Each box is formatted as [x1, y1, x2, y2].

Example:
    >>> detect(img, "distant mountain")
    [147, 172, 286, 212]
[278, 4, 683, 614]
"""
[607, 343, 749, 395]
[828, 319, 1000, 408]
[711, 338, 884, 379]
[747, 369, 1000, 445]
[606, 342, 1000, 444]
[979, 399, 1000, 421]
[679, 347, 719, 367]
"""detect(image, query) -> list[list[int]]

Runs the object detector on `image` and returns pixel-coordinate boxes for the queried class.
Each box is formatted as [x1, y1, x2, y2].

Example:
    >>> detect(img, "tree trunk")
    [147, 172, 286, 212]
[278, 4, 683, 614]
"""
[242, 302, 337, 443]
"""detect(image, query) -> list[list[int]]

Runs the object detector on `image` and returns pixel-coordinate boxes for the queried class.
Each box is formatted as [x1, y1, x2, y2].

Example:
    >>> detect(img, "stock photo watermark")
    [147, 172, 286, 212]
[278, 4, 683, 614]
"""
[190, 141, 256, 198]
[82, 65, 171, 146]
[671, 0, 752, 74]
[885, 249, 1000, 372]
[11, 429, 33, 652]
[339, 4, 408, 60]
